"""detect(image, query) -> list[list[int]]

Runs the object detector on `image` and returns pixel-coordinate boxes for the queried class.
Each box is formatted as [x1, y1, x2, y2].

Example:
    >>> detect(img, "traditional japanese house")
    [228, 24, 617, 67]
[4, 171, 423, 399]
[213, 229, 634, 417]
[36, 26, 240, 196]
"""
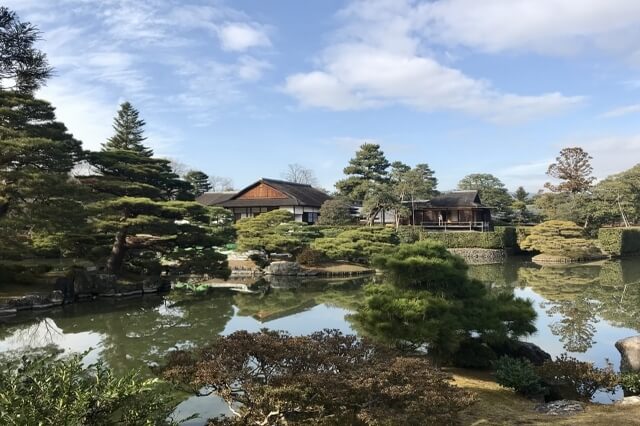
[197, 178, 331, 224]
[402, 190, 492, 231]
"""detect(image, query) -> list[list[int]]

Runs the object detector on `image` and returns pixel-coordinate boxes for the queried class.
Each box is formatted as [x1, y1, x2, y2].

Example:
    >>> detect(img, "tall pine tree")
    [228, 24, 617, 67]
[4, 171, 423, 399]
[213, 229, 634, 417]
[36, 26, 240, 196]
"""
[335, 143, 390, 201]
[184, 170, 212, 197]
[102, 102, 153, 157]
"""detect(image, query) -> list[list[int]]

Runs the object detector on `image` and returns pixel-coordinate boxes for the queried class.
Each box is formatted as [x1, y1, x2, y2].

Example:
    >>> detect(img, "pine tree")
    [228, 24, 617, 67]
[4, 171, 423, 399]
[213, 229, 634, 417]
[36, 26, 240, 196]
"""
[0, 91, 84, 258]
[0, 7, 52, 93]
[545, 147, 595, 194]
[458, 173, 513, 218]
[335, 143, 390, 201]
[184, 170, 212, 197]
[102, 102, 153, 157]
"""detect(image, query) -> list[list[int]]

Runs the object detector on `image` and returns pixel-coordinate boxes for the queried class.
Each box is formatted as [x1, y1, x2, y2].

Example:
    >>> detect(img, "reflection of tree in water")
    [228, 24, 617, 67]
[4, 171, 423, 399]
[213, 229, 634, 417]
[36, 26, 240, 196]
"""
[51, 294, 235, 376]
[516, 260, 640, 353]
[233, 278, 366, 322]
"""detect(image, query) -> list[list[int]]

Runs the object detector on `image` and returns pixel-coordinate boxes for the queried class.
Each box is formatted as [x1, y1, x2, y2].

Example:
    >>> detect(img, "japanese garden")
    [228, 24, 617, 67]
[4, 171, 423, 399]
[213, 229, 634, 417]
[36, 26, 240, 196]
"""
[4, 4, 640, 425]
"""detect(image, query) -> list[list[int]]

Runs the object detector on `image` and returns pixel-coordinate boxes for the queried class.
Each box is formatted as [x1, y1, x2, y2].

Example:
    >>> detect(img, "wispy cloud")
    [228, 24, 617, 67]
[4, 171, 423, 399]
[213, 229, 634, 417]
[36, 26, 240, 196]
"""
[283, 0, 583, 122]
[600, 104, 640, 118]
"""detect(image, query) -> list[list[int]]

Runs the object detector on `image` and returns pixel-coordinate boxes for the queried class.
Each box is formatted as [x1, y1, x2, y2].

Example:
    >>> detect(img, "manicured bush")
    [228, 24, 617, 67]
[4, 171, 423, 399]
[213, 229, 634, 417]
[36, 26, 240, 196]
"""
[423, 227, 516, 249]
[598, 227, 640, 257]
[396, 226, 422, 243]
[537, 354, 617, 401]
[520, 220, 602, 260]
[311, 227, 399, 263]
[494, 356, 546, 398]
[296, 246, 326, 266]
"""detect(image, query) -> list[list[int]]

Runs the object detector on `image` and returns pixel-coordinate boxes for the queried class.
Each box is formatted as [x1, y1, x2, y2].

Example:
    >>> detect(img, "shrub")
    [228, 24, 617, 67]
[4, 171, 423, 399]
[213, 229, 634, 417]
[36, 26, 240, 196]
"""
[423, 227, 517, 249]
[0, 351, 177, 425]
[494, 356, 546, 398]
[311, 227, 399, 263]
[318, 198, 355, 225]
[619, 372, 640, 396]
[598, 227, 640, 257]
[396, 226, 422, 243]
[161, 329, 475, 425]
[537, 354, 617, 401]
[452, 338, 497, 369]
[520, 220, 602, 260]
[296, 247, 326, 265]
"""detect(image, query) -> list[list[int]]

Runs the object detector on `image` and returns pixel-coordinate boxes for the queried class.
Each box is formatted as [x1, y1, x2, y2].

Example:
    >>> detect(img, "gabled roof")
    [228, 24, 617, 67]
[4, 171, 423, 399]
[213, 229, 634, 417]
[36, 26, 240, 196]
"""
[211, 178, 331, 208]
[197, 192, 237, 206]
[409, 190, 486, 208]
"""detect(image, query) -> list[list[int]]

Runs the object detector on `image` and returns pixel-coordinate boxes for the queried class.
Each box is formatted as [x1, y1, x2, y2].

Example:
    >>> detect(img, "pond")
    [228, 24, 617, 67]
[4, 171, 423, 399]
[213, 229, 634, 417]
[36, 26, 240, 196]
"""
[1, 258, 640, 421]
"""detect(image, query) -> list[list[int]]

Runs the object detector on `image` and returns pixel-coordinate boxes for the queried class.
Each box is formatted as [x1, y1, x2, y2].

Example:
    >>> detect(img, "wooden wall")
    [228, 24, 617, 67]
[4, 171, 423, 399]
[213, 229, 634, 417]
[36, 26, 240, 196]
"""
[237, 183, 288, 200]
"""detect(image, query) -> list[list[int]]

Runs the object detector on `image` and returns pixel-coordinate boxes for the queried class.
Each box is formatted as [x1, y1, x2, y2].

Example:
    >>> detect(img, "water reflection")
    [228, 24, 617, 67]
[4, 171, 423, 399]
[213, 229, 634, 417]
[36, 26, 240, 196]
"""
[470, 259, 640, 354]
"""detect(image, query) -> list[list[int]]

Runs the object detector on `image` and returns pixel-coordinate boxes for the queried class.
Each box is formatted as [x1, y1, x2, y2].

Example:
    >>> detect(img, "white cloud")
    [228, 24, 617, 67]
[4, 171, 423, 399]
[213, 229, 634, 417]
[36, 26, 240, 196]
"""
[218, 23, 270, 52]
[600, 104, 640, 118]
[283, 1, 583, 122]
[415, 0, 640, 56]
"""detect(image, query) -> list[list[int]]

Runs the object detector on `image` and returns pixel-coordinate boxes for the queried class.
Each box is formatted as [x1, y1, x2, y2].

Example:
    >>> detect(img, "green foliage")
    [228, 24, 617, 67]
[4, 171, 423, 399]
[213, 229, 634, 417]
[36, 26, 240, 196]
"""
[184, 170, 211, 197]
[318, 198, 354, 225]
[588, 164, 640, 227]
[311, 227, 399, 262]
[335, 143, 390, 201]
[423, 227, 517, 249]
[355, 240, 537, 361]
[520, 220, 601, 260]
[102, 101, 153, 157]
[235, 210, 321, 254]
[457, 173, 513, 218]
[533, 192, 591, 228]
[537, 354, 617, 401]
[619, 372, 640, 396]
[0, 351, 178, 425]
[0, 90, 85, 259]
[0, 7, 51, 93]
[161, 329, 475, 425]
[597, 227, 640, 257]
[495, 356, 546, 398]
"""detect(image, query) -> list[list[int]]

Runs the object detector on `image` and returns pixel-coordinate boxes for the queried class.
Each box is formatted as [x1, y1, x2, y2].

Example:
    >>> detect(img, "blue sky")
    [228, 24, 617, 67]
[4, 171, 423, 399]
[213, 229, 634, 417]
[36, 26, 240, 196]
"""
[8, 0, 640, 192]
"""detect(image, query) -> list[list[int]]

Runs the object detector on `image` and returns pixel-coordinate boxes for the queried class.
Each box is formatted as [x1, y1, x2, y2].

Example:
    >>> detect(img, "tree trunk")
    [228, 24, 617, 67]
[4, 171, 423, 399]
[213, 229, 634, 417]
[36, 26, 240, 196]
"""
[107, 229, 127, 274]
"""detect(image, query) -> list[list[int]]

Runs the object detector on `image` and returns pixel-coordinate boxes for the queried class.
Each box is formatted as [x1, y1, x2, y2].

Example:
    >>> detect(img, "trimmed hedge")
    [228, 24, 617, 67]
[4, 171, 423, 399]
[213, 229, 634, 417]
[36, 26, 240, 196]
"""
[598, 227, 640, 257]
[422, 227, 517, 249]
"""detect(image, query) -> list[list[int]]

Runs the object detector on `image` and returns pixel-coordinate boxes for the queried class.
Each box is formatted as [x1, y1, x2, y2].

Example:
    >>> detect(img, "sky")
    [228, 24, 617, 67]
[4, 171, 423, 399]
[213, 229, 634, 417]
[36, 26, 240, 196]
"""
[7, 0, 640, 192]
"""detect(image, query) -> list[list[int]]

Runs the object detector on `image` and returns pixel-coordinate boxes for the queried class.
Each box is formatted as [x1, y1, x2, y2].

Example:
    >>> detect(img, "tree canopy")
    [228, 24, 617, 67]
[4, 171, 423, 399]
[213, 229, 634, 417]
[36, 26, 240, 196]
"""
[184, 170, 212, 197]
[335, 143, 390, 201]
[458, 173, 513, 218]
[545, 147, 595, 194]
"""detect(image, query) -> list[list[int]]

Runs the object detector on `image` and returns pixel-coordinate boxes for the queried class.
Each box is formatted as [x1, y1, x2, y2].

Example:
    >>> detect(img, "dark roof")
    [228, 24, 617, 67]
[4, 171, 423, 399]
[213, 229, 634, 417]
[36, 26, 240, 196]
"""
[409, 191, 486, 208]
[197, 192, 237, 205]
[218, 178, 331, 208]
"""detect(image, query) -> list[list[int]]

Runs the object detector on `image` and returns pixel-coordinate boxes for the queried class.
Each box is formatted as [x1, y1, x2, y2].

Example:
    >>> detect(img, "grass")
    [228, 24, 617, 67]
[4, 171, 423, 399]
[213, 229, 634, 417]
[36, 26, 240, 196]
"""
[452, 368, 640, 425]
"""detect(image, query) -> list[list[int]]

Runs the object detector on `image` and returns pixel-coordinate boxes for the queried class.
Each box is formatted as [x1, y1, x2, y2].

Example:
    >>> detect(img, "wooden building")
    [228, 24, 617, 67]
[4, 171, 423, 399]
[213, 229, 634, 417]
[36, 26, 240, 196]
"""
[402, 190, 492, 231]
[197, 178, 331, 224]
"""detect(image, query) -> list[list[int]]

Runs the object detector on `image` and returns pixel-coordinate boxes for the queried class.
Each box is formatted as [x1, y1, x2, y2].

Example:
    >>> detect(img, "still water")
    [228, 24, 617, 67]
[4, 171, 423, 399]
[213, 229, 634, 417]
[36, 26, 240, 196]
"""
[1, 259, 640, 421]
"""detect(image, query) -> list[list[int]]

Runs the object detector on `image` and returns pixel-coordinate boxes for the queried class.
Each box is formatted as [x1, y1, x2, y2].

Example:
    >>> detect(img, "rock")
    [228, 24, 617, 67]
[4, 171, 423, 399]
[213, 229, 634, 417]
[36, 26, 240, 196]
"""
[534, 400, 584, 416]
[264, 261, 301, 276]
[49, 290, 64, 305]
[492, 341, 552, 366]
[616, 336, 640, 372]
[615, 396, 640, 406]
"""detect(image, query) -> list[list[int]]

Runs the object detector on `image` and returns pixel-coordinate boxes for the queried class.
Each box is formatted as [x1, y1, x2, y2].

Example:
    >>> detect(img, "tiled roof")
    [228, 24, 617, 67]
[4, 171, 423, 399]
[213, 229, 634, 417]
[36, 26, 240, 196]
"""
[196, 192, 237, 205]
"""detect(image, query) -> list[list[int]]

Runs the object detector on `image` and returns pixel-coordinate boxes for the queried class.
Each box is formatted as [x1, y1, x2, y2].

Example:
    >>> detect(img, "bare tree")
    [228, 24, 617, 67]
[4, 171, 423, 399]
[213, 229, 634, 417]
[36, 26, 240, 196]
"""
[282, 163, 318, 186]
[163, 157, 189, 178]
[210, 176, 235, 192]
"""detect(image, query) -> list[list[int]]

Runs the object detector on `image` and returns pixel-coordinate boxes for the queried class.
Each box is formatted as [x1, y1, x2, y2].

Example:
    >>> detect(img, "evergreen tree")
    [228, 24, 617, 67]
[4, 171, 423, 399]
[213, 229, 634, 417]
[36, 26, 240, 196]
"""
[335, 143, 390, 201]
[102, 102, 153, 157]
[514, 186, 529, 203]
[318, 198, 354, 225]
[0, 7, 51, 93]
[82, 149, 230, 277]
[184, 170, 212, 197]
[0, 91, 84, 258]
[458, 173, 513, 218]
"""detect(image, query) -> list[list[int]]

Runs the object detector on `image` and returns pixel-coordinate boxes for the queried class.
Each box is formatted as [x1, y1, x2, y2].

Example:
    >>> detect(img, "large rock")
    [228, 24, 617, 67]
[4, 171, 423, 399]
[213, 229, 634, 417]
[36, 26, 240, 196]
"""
[264, 261, 301, 276]
[616, 336, 640, 372]
[492, 341, 552, 366]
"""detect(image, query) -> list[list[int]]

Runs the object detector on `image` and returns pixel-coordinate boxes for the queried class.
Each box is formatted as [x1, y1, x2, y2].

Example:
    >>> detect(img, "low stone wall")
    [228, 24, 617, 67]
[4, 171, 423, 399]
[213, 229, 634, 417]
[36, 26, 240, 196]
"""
[0, 269, 170, 316]
[448, 248, 508, 265]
